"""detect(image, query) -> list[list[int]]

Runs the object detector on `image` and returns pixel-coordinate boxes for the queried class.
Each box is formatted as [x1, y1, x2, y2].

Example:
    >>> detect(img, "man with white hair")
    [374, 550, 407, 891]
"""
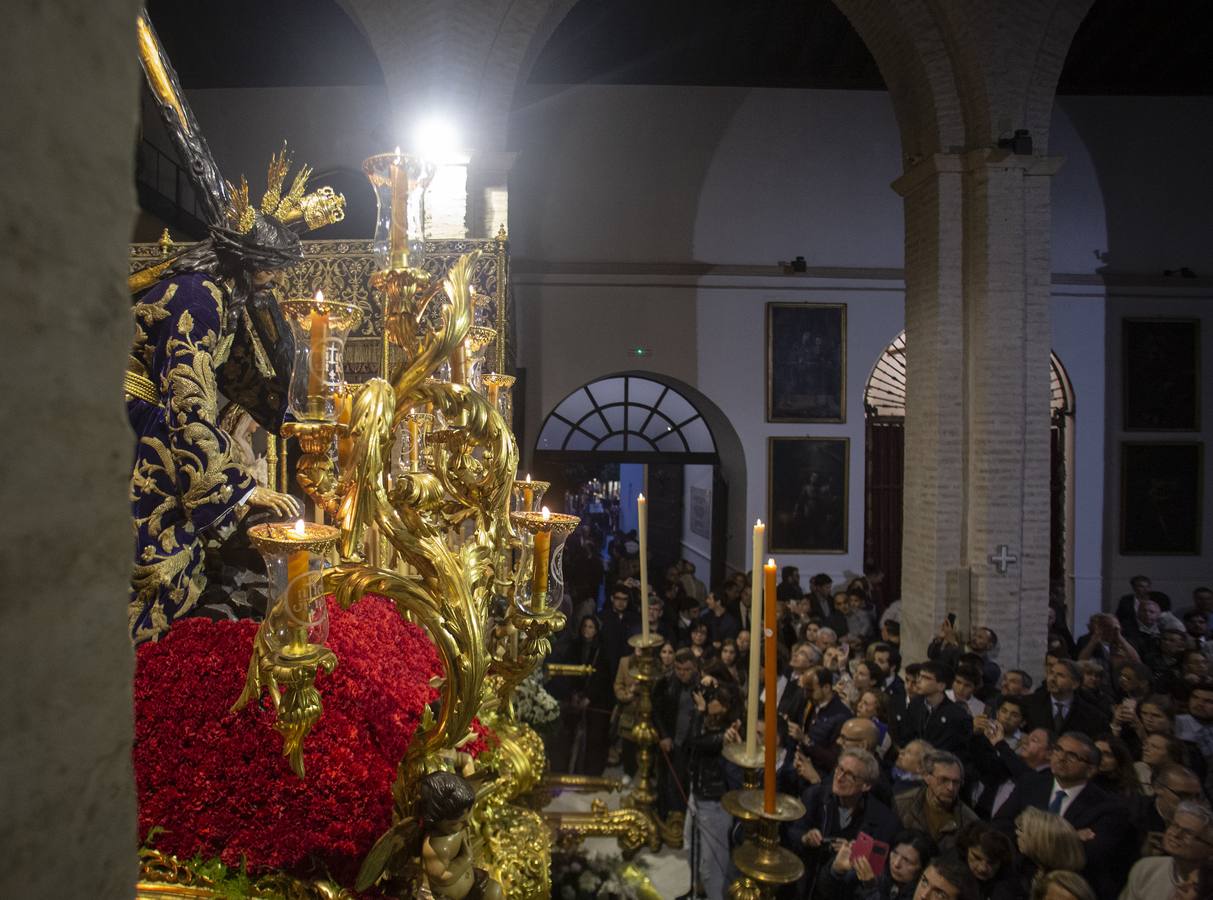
[893, 749, 978, 852]
[1120, 801, 1213, 900]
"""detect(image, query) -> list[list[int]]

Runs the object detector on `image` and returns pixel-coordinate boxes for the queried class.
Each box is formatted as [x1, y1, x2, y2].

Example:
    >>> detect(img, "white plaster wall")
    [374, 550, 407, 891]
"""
[1051, 290, 1107, 628]
[696, 281, 904, 576]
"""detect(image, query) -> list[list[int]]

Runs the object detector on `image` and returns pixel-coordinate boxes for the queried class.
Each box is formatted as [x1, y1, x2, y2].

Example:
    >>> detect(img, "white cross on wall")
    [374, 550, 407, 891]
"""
[987, 544, 1019, 575]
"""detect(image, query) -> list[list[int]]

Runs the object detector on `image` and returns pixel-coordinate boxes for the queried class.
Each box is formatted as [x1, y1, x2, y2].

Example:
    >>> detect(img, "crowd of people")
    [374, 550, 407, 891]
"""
[547, 560, 1213, 900]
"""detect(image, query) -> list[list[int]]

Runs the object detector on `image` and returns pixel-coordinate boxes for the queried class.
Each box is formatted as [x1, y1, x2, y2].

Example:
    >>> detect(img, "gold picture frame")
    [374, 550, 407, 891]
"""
[768, 436, 849, 554]
[766, 302, 846, 423]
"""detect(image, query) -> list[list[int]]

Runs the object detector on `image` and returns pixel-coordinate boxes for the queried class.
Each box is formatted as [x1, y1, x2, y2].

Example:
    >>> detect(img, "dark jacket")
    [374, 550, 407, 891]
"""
[1019, 690, 1105, 738]
[993, 771, 1136, 898]
[893, 785, 979, 852]
[686, 712, 730, 801]
[788, 782, 900, 892]
[800, 694, 854, 771]
[898, 695, 972, 758]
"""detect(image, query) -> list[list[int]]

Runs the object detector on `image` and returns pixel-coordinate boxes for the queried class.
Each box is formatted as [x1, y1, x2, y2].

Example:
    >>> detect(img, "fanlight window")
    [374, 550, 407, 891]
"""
[538, 376, 717, 453]
[864, 331, 1073, 418]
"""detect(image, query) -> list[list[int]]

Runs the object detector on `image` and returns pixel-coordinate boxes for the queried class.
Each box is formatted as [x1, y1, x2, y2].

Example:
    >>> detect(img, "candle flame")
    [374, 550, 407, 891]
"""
[766, 557, 775, 567]
[638, 493, 645, 501]
[314, 289, 324, 302]
[756, 518, 764, 527]
[394, 145, 402, 161]
[541, 506, 551, 520]
[293, 519, 306, 536]
[525, 473, 532, 483]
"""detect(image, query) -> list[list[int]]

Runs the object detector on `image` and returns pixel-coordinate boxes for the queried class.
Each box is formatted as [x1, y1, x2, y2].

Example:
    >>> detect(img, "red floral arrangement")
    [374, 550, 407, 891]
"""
[134, 594, 487, 888]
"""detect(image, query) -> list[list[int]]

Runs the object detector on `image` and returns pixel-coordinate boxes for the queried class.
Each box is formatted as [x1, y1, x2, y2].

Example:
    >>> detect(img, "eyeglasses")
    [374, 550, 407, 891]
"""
[1166, 821, 1213, 848]
[834, 767, 869, 785]
[1051, 746, 1094, 766]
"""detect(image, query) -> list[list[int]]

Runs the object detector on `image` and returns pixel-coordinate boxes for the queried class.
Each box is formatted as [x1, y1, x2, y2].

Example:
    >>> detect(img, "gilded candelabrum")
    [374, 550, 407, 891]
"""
[721, 743, 765, 841]
[727, 790, 806, 900]
[621, 633, 670, 850]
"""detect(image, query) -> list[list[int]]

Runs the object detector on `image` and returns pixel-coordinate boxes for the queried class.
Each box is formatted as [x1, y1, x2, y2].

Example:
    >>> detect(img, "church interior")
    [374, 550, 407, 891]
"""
[4, 1, 1213, 898]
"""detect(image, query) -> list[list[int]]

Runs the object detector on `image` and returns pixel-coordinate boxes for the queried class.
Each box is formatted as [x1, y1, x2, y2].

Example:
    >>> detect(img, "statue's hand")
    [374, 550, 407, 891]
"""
[248, 487, 303, 518]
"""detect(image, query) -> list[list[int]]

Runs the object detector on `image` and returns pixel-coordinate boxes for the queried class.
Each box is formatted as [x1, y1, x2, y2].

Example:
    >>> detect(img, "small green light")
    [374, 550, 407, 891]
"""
[629, 346, 652, 358]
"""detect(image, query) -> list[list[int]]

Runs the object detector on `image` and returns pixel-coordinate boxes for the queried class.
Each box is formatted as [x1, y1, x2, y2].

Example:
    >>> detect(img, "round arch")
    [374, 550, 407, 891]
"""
[533, 371, 747, 587]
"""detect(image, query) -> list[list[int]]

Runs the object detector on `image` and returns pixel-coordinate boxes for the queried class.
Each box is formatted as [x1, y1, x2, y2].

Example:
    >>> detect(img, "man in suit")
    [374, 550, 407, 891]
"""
[994, 731, 1135, 898]
[898, 660, 972, 759]
[786, 748, 899, 894]
[1020, 658, 1105, 737]
[968, 721, 1052, 818]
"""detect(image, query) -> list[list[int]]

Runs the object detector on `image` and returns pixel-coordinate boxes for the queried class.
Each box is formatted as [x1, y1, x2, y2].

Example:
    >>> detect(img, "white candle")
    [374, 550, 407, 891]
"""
[746, 519, 764, 757]
[638, 492, 649, 642]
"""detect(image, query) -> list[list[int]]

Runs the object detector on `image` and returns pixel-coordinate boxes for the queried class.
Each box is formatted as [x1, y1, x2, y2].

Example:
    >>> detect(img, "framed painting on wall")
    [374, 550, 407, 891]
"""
[766, 302, 846, 423]
[768, 437, 849, 554]
[1123, 319, 1200, 430]
[1120, 442, 1203, 555]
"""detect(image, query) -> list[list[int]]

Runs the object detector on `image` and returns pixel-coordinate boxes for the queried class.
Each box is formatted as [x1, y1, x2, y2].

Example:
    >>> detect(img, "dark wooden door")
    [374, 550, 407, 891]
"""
[864, 418, 904, 607]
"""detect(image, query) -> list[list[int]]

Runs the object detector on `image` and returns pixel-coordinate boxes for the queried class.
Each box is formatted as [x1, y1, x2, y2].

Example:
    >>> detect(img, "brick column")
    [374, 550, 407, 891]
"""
[961, 151, 1061, 673]
[893, 155, 966, 661]
[895, 152, 1061, 673]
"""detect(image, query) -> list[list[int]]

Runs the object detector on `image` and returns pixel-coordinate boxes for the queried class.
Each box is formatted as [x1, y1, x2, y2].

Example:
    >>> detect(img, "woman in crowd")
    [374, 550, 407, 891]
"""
[1092, 734, 1143, 800]
[659, 640, 676, 678]
[549, 614, 614, 775]
[842, 660, 883, 709]
[816, 829, 936, 900]
[1136, 733, 1188, 794]
[1028, 871, 1095, 900]
[1013, 808, 1085, 897]
[687, 620, 713, 662]
[719, 638, 743, 687]
[957, 822, 1020, 900]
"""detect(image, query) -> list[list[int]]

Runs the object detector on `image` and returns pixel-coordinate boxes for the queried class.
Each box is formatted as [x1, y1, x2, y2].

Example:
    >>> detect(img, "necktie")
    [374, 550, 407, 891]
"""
[1053, 702, 1067, 733]
[1048, 789, 1067, 814]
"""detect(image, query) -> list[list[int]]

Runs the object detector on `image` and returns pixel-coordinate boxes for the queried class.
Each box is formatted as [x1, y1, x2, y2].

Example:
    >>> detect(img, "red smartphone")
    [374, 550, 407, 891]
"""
[851, 831, 890, 878]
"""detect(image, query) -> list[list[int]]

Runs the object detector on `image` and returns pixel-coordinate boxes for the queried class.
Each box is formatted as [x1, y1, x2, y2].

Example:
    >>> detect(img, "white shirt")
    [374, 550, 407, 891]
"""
[1049, 778, 1087, 818]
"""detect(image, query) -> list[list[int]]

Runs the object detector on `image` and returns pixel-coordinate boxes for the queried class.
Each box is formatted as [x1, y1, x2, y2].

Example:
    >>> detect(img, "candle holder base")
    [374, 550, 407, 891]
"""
[727, 790, 805, 900]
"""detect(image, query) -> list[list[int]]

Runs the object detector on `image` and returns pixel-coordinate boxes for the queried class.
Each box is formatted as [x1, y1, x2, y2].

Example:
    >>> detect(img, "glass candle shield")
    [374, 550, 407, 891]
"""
[511, 476, 549, 514]
[279, 296, 362, 423]
[363, 152, 437, 271]
[248, 521, 341, 655]
[510, 511, 579, 611]
[482, 373, 515, 426]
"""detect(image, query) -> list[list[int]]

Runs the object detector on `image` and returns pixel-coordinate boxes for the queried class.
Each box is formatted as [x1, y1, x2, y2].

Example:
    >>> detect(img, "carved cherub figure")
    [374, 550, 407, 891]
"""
[419, 772, 504, 900]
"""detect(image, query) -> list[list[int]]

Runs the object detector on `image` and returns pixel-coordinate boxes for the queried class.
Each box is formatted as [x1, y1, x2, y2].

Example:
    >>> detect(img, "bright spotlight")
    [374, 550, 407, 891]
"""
[411, 116, 462, 162]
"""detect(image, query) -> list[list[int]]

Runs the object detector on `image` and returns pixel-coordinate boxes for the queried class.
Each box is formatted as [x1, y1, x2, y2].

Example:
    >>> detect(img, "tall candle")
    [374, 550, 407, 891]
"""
[408, 418, 420, 469]
[487, 381, 500, 410]
[522, 474, 533, 510]
[336, 389, 353, 462]
[746, 519, 765, 758]
[286, 519, 310, 648]
[307, 292, 329, 408]
[389, 148, 407, 268]
[638, 493, 650, 643]
[532, 507, 552, 596]
[763, 556, 778, 813]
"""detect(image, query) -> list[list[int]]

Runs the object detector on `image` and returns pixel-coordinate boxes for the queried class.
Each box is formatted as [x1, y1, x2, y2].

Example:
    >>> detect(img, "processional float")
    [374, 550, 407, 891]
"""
[129, 9, 683, 899]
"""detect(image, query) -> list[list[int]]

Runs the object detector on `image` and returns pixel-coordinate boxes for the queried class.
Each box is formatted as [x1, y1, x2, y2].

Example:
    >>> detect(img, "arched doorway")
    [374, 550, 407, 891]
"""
[535, 373, 732, 591]
[863, 332, 1076, 606]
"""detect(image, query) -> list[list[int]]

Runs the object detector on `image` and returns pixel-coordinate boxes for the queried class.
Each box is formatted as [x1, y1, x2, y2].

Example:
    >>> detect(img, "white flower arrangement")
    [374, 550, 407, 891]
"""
[515, 669, 560, 728]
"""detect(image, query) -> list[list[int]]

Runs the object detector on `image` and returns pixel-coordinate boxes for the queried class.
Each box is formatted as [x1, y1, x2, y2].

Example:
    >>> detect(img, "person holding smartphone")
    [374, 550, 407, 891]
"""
[816, 830, 936, 900]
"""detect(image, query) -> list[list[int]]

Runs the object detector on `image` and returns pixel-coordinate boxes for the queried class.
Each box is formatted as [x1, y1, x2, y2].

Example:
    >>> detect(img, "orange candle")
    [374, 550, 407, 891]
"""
[763, 556, 778, 813]
[522, 474, 533, 510]
[487, 381, 500, 410]
[389, 148, 407, 268]
[532, 507, 552, 596]
[307, 293, 329, 408]
[408, 418, 420, 469]
[286, 519, 310, 645]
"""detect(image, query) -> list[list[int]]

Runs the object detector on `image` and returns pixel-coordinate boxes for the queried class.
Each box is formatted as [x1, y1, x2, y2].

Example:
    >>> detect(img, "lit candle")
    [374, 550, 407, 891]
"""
[389, 148, 407, 268]
[307, 291, 329, 411]
[522, 474, 533, 510]
[286, 519, 310, 645]
[763, 556, 778, 813]
[638, 493, 649, 643]
[532, 507, 552, 596]
[746, 519, 765, 758]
